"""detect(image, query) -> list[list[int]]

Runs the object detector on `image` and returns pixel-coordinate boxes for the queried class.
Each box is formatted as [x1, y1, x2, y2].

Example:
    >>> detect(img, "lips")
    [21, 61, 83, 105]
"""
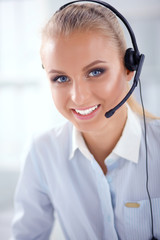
[74, 105, 99, 115]
[72, 104, 100, 119]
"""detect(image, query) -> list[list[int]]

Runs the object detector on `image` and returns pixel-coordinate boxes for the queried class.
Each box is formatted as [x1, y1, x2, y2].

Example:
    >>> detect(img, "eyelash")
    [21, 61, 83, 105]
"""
[52, 75, 69, 83]
[51, 67, 106, 83]
[88, 68, 106, 77]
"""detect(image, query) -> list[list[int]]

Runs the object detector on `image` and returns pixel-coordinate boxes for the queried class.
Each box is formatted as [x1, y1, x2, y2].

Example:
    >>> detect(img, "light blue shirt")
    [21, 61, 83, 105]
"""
[11, 105, 160, 240]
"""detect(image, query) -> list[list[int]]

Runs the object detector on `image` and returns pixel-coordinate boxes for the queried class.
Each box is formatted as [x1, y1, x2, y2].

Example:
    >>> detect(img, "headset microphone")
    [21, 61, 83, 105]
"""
[105, 54, 145, 118]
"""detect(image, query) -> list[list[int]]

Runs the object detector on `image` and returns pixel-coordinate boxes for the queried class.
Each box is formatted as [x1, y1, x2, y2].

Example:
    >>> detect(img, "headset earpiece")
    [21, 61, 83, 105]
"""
[124, 48, 139, 71]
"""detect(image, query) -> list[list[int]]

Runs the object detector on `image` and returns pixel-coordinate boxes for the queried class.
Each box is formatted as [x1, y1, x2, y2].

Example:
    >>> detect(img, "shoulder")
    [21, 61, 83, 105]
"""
[19, 121, 74, 188]
[146, 118, 160, 138]
[147, 118, 160, 129]
[25, 121, 73, 164]
[146, 118, 160, 148]
[33, 121, 73, 150]
[136, 113, 160, 137]
[138, 115, 160, 148]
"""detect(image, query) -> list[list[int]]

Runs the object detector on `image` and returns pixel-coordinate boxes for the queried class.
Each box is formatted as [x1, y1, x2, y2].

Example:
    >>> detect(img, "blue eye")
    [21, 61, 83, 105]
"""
[88, 68, 105, 77]
[53, 75, 69, 83]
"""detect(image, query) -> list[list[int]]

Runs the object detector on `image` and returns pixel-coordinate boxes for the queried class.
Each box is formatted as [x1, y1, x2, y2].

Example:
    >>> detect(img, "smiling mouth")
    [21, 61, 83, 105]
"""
[73, 104, 100, 116]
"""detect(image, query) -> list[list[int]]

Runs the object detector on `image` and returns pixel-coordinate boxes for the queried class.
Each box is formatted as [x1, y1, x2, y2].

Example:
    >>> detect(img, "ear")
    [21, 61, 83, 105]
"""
[126, 69, 134, 82]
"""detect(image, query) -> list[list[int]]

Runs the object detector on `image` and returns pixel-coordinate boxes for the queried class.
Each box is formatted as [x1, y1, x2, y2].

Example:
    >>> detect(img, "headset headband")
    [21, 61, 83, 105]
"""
[59, 0, 140, 56]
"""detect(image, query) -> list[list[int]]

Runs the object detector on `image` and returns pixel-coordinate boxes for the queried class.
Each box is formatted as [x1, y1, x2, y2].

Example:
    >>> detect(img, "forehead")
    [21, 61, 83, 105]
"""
[42, 31, 119, 64]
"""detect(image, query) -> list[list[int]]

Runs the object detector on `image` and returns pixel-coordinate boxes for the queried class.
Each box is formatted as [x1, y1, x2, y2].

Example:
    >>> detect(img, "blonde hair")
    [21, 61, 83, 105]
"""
[41, 3, 127, 59]
[41, 3, 158, 119]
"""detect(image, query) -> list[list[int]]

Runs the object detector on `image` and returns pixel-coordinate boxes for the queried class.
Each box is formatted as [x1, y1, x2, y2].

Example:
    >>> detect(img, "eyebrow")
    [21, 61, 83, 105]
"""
[48, 69, 66, 74]
[48, 60, 107, 74]
[82, 60, 107, 72]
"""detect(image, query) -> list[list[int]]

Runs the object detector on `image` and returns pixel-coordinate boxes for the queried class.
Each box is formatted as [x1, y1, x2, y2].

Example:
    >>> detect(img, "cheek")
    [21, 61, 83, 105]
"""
[110, 75, 126, 96]
[50, 87, 65, 110]
[94, 71, 127, 105]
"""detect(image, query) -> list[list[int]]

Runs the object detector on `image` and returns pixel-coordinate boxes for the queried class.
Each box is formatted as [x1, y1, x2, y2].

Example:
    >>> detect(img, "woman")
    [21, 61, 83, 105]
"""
[11, 2, 160, 240]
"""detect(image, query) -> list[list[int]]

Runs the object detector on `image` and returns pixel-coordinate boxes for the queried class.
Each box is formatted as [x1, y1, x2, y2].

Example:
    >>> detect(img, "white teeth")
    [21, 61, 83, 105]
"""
[75, 105, 99, 115]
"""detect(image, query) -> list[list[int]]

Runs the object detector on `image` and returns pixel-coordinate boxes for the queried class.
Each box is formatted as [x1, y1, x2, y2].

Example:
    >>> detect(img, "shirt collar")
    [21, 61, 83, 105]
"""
[111, 104, 142, 163]
[69, 104, 141, 164]
[69, 126, 93, 161]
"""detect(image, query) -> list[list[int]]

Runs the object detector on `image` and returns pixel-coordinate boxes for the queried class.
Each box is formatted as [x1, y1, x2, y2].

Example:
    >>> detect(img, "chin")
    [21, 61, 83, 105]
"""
[72, 118, 106, 133]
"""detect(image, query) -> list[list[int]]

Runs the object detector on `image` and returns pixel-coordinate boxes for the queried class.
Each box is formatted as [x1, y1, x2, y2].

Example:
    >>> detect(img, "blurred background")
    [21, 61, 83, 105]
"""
[0, 0, 160, 239]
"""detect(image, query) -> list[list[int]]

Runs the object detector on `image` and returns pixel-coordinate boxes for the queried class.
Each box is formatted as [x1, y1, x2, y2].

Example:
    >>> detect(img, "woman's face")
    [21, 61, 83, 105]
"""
[42, 31, 133, 133]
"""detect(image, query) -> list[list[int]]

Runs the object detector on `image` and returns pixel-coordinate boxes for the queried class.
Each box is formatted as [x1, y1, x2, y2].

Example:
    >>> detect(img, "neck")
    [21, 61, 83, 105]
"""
[82, 105, 127, 173]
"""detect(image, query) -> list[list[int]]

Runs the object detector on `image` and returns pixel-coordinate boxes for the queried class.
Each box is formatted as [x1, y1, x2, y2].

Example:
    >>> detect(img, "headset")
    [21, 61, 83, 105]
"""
[60, 0, 145, 118]
[58, 1, 157, 239]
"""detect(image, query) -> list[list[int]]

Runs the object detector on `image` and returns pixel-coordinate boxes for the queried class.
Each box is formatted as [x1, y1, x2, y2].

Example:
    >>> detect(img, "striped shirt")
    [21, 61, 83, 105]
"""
[11, 105, 160, 240]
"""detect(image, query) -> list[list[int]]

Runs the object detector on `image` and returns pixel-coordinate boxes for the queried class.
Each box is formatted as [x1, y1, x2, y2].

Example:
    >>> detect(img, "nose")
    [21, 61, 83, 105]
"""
[70, 79, 91, 105]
